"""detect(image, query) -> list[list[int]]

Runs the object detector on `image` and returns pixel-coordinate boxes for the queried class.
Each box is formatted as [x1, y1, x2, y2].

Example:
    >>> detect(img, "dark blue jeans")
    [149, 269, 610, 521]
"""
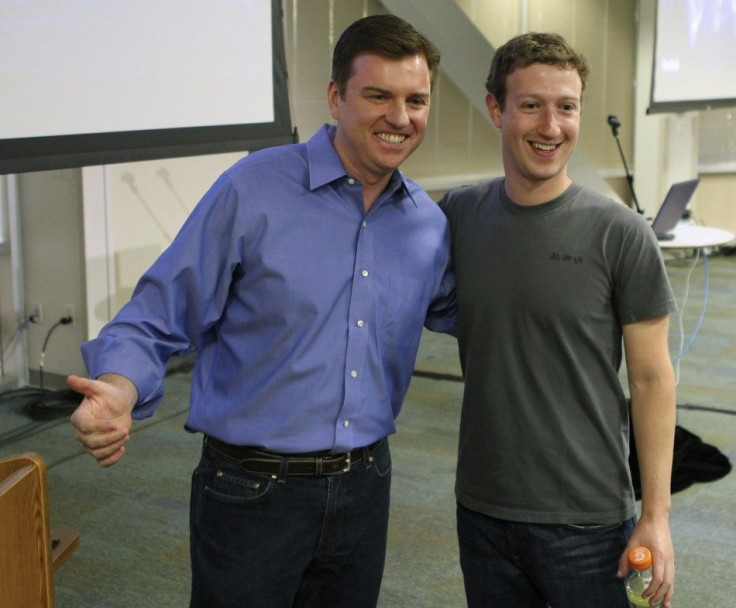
[457, 502, 635, 608]
[189, 438, 392, 608]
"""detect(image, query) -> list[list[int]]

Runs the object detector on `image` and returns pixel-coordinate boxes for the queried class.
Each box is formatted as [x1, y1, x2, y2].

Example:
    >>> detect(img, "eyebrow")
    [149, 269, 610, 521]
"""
[360, 86, 431, 101]
[516, 92, 581, 104]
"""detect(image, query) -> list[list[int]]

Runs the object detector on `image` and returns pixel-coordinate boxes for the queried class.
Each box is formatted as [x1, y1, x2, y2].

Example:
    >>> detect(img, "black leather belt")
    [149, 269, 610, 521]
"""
[205, 436, 384, 477]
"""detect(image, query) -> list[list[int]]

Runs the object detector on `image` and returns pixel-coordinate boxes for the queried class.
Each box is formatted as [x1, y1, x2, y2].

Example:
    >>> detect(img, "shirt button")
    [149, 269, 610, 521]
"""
[347, 177, 355, 185]
[362, 220, 367, 228]
[343, 420, 350, 428]
[361, 270, 369, 277]
[356, 319, 364, 327]
[350, 370, 358, 378]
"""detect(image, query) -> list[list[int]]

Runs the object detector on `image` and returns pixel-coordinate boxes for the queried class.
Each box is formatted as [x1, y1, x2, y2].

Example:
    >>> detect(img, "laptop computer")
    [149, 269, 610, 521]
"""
[650, 178, 700, 241]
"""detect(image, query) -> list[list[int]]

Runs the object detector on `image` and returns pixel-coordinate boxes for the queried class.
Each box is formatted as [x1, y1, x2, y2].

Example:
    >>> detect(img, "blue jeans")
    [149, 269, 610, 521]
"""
[457, 502, 635, 608]
[189, 438, 392, 608]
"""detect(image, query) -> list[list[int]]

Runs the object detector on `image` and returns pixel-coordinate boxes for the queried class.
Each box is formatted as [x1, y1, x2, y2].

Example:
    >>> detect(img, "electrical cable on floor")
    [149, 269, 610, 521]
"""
[0, 315, 83, 421]
[0, 417, 68, 449]
[28, 315, 83, 419]
[671, 249, 710, 386]
[675, 250, 709, 363]
[678, 403, 736, 416]
[38, 316, 73, 389]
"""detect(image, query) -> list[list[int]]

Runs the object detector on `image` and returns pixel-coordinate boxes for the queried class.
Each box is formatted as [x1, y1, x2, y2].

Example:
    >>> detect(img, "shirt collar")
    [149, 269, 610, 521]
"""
[306, 124, 417, 207]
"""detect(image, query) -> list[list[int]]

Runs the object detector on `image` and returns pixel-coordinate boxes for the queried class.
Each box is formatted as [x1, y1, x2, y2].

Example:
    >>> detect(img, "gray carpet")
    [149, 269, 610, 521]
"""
[1, 253, 734, 607]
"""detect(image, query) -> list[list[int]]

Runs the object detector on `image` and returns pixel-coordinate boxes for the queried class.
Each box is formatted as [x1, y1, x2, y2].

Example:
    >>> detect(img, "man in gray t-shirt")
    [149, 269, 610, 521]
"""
[438, 32, 677, 608]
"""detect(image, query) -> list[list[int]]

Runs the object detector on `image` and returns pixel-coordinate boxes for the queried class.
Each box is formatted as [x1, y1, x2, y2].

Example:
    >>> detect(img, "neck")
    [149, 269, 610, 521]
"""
[504, 174, 572, 206]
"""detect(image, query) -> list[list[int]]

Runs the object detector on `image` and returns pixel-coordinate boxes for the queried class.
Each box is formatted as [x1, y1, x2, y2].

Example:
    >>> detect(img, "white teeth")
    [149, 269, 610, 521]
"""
[377, 133, 406, 143]
[533, 142, 556, 151]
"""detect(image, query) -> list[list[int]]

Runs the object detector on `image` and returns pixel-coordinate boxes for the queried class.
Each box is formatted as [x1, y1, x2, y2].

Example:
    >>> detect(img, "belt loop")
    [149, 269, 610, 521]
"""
[362, 446, 373, 470]
[276, 456, 289, 483]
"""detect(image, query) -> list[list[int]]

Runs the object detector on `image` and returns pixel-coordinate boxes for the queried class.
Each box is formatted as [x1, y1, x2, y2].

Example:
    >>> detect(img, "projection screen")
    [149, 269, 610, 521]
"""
[649, 0, 736, 114]
[0, 0, 294, 174]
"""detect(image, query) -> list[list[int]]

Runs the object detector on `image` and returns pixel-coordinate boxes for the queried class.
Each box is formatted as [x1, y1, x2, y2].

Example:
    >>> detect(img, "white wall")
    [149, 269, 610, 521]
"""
[17, 169, 86, 387]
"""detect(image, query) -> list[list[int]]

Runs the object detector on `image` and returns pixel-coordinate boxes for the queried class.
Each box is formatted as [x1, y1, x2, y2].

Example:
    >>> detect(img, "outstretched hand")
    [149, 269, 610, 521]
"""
[67, 374, 138, 467]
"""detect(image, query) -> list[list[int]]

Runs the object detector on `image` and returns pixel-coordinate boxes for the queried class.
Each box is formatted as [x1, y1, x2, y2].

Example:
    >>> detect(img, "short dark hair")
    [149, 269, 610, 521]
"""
[331, 14, 441, 98]
[486, 32, 590, 109]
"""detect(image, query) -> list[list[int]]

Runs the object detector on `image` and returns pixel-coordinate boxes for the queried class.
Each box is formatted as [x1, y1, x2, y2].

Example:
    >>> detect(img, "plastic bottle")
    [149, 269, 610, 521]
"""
[625, 546, 662, 607]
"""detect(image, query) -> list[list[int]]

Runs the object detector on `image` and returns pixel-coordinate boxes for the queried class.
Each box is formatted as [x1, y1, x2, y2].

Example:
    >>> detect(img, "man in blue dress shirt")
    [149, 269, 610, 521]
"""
[67, 15, 455, 608]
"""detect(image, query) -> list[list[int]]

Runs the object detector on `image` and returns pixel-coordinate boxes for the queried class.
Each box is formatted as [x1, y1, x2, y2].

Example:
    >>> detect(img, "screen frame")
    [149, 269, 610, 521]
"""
[648, 0, 736, 114]
[0, 0, 294, 175]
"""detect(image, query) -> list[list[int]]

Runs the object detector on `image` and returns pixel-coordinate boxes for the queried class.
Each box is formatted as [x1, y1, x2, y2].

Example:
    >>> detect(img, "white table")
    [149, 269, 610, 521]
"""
[658, 223, 735, 250]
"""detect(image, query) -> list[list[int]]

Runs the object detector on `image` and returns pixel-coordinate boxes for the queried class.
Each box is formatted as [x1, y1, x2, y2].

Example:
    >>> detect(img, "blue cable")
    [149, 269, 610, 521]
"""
[673, 251, 709, 364]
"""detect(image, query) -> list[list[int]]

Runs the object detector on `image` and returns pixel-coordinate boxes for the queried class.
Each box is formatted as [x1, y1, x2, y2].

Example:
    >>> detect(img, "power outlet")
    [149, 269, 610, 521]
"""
[63, 304, 75, 325]
[28, 302, 43, 324]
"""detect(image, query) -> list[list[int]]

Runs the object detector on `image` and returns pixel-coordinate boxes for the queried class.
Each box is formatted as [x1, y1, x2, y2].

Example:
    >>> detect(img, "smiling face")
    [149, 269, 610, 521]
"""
[328, 52, 431, 191]
[487, 62, 582, 205]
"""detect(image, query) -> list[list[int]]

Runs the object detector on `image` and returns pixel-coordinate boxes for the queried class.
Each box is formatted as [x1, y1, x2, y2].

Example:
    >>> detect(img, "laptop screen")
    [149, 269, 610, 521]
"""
[650, 179, 700, 240]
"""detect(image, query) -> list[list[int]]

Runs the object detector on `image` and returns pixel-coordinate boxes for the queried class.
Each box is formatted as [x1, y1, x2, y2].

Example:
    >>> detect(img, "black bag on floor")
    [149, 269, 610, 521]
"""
[629, 421, 732, 499]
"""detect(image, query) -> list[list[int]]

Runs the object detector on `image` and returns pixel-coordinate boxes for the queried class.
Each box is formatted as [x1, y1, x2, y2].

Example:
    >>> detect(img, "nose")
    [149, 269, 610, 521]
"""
[538, 107, 561, 137]
[386, 100, 410, 127]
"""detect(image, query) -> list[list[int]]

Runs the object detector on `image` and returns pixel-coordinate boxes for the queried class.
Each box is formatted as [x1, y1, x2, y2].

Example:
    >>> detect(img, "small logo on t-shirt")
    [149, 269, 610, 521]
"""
[550, 252, 583, 264]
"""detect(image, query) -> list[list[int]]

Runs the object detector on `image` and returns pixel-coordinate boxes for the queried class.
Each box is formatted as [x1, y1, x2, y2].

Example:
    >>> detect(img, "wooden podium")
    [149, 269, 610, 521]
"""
[0, 453, 80, 607]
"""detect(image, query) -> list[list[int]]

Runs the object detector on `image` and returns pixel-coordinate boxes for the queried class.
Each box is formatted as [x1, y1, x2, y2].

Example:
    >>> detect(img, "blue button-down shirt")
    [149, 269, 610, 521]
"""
[82, 124, 456, 453]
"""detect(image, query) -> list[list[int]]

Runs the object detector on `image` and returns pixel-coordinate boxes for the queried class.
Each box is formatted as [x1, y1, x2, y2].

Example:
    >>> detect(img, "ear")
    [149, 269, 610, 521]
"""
[486, 93, 502, 128]
[327, 80, 340, 121]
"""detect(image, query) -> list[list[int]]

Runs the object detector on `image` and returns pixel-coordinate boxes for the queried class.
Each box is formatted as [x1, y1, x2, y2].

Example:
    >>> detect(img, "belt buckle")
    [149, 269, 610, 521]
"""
[317, 452, 352, 476]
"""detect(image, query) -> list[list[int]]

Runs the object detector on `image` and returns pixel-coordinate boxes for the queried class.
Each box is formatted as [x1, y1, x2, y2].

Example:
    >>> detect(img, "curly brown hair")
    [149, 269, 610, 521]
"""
[486, 32, 590, 109]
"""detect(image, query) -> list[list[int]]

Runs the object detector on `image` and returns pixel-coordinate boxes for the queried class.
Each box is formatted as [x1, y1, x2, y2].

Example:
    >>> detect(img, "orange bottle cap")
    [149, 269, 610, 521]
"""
[628, 546, 653, 570]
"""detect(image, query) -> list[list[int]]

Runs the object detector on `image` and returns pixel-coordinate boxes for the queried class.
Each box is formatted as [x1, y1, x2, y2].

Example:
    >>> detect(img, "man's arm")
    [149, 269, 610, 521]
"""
[619, 314, 676, 607]
[67, 374, 138, 468]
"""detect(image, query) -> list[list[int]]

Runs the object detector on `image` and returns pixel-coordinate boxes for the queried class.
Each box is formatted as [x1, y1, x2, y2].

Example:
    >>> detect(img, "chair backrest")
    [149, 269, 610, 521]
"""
[0, 452, 55, 608]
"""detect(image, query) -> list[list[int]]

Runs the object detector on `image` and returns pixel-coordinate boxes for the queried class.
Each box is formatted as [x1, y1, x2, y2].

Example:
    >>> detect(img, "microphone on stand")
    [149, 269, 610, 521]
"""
[606, 114, 643, 215]
[607, 114, 621, 137]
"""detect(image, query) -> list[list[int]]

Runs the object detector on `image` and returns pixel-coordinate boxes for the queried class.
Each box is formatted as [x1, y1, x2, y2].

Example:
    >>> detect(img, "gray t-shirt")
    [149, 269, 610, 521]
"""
[439, 178, 677, 524]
